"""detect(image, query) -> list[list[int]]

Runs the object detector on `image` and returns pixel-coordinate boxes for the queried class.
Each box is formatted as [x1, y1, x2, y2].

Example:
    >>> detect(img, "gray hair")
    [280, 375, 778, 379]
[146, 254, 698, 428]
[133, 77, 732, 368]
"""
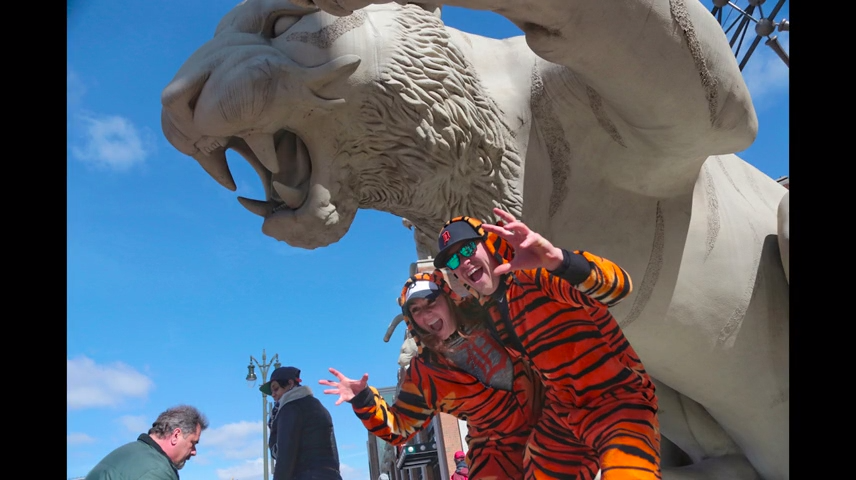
[148, 405, 210, 439]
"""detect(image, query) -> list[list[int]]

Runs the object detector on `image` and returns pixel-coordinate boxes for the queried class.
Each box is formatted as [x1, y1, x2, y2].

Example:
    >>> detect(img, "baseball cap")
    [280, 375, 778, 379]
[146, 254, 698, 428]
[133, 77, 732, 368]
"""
[401, 279, 441, 314]
[259, 366, 301, 395]
[433, 220, 484, 269]
[454, 451, 465, 460]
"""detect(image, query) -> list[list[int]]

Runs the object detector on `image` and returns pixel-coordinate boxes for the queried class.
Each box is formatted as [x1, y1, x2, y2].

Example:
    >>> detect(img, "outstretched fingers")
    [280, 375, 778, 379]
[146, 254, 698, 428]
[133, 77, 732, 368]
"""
[482, 223, 513, 239]
[319, 385, 346, 405]
[484, 223, 530, 250]
[493, 207, 517, 224]
[499, 220, 531, 241]
[319, 375, 347, 406]
[328, 367, 347, 380]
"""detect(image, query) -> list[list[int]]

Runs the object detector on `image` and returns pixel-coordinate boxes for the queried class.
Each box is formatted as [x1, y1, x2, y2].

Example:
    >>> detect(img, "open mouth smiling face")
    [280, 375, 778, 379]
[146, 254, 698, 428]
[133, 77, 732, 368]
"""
[461, 264, 486, 285]
[449, 242, 500, 296]
[409, 296, 457, 341]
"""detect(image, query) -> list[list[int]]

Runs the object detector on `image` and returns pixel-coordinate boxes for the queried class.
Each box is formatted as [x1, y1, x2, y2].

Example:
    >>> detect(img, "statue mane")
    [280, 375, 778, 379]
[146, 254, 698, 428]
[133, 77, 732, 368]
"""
[335, 5, 523, 247]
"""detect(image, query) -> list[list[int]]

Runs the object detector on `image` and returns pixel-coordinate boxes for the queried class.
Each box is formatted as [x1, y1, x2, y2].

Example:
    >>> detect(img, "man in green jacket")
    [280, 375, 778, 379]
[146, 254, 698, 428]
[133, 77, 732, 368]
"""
[85, 405, 209, 480]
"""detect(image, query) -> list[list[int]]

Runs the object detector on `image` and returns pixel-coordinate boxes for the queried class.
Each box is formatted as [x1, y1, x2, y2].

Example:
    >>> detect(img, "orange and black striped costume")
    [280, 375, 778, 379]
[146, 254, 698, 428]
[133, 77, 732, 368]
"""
[444, 216, 660, 480]
[348, 271, 544, 480]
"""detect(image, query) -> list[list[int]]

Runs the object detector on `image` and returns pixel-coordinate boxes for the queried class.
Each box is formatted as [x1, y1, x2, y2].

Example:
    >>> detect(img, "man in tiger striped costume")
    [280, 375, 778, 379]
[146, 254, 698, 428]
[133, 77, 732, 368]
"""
[322, 244, 635, 479]
[320, 270, 548, 480]
[433, 208, 660, 480]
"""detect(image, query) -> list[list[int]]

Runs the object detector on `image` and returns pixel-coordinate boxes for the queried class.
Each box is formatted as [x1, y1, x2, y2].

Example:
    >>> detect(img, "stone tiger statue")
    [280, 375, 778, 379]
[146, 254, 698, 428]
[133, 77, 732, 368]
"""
[161, 1, 789, 478]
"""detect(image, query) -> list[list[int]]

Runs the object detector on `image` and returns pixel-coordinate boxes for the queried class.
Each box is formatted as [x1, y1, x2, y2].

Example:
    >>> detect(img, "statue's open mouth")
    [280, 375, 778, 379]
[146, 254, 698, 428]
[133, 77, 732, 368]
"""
[161, 34, 365, 247]
[198, 128, 349, 249]
[219, 129, 314, 218]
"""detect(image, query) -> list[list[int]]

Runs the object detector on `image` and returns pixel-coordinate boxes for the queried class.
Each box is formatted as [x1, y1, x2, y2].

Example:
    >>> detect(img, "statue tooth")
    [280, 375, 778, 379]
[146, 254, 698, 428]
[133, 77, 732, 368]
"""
[243, 132, 280, 174]
[273, 181, 306, 209]
[237, 196, 270, 217]
[192, 150, 236, 192]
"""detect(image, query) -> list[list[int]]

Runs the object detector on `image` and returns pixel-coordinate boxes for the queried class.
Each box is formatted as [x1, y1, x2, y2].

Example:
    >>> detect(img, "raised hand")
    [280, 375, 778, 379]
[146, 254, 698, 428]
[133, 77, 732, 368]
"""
[319, 367, 369, 405]
[481, 207, 563, 275]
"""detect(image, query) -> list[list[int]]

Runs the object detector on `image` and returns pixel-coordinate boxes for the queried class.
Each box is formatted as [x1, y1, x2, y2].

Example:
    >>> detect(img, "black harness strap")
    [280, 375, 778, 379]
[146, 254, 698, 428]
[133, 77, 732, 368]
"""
[492, 281, 527, 357]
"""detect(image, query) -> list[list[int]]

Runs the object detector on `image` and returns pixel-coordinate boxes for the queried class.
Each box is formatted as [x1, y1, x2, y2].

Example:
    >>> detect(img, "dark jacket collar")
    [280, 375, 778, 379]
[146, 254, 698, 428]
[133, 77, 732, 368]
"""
[138, 433, 180, 478]
[490, 277, 510, 301]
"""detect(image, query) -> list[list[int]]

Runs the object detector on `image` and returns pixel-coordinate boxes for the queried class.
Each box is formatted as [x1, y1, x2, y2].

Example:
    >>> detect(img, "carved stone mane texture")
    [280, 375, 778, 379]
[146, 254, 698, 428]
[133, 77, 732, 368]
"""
[585, 85, 627, 148]
[530, 67, 571, 219]
[669, 0, 719, 125]
[716, 222, 761, 348]
[622, 202, 665, 329]
[714, 156, 749, 204]
[702, 164, 720, 260]
[285, 10, 368, 48]
[338, 5, 523, 239]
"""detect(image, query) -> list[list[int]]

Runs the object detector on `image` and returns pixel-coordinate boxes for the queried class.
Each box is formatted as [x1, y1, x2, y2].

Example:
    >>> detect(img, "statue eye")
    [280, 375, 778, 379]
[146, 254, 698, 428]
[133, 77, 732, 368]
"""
[273, 15, 299, 37]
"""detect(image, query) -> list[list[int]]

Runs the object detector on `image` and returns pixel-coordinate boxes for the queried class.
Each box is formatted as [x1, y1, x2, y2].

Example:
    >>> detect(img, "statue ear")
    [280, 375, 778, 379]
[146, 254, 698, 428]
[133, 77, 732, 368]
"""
[420, 2, 442, 17]
[303, 54, 361, 103]
[395, 1, 441, 17]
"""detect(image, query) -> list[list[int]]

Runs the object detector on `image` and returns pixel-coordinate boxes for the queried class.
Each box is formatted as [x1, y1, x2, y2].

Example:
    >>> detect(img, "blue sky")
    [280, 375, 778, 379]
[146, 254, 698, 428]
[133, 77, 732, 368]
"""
[67, 2, 788, 479]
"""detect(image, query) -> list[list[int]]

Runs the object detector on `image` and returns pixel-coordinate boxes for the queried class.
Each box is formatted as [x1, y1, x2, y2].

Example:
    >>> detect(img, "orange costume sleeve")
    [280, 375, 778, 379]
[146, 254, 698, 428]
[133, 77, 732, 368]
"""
[349, 364, 435, 446]
[528, 254, 651, 381]
[571, 250, 633, 307]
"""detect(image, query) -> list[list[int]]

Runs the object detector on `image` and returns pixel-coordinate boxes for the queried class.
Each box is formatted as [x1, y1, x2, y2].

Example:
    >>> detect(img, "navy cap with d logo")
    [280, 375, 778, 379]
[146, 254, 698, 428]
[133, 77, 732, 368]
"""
[433, 219, 485, 269]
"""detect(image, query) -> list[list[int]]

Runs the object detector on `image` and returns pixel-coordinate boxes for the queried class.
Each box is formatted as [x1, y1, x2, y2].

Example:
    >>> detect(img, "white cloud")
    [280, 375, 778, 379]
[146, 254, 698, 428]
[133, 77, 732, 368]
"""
[67, 432, 96, 445]
[66, 65, 153, 171]
[70, 113, 151, 170]
[340, 462, 369, 480]
[741, 34, 789, 110]
[216, 458, 263, 480]
[67, 356, 155, 410]
[204, 421, 263, 460]
[118, 414, 150, 433]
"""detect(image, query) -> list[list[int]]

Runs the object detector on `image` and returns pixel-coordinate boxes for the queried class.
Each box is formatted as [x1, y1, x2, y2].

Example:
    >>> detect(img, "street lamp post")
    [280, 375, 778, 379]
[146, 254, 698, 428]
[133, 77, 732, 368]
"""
[245, 349, 281, 480]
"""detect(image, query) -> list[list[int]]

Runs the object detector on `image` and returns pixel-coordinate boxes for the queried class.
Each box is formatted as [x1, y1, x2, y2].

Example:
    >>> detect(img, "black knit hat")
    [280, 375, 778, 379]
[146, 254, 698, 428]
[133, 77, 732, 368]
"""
[259, 366, 301, 395]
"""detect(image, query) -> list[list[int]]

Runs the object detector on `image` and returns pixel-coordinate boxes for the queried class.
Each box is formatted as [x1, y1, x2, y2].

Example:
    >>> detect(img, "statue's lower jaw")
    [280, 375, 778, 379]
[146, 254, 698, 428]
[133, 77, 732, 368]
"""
[261, 183, 354, 249]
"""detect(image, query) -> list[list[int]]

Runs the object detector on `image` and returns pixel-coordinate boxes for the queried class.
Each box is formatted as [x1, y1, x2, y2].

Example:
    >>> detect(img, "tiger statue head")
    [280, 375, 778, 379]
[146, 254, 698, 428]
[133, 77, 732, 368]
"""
[160, 0, 522, 252]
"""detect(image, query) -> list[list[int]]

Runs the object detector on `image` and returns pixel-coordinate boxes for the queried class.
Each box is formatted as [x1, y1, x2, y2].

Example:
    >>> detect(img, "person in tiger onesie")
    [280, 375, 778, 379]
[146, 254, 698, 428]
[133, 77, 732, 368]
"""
[319, 269, 549, 480]
[432, 207, 661, 480]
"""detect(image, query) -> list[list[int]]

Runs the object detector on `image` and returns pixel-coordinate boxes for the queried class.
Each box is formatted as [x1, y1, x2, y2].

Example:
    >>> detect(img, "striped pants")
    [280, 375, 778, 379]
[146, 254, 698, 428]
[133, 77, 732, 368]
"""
[525, 395, 661, 480]
[466, 430, 530, 480]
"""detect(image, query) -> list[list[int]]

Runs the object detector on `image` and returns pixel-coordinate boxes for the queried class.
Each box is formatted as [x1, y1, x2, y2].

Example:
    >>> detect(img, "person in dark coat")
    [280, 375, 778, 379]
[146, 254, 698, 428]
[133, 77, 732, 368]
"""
[261, 366, 343, 480]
